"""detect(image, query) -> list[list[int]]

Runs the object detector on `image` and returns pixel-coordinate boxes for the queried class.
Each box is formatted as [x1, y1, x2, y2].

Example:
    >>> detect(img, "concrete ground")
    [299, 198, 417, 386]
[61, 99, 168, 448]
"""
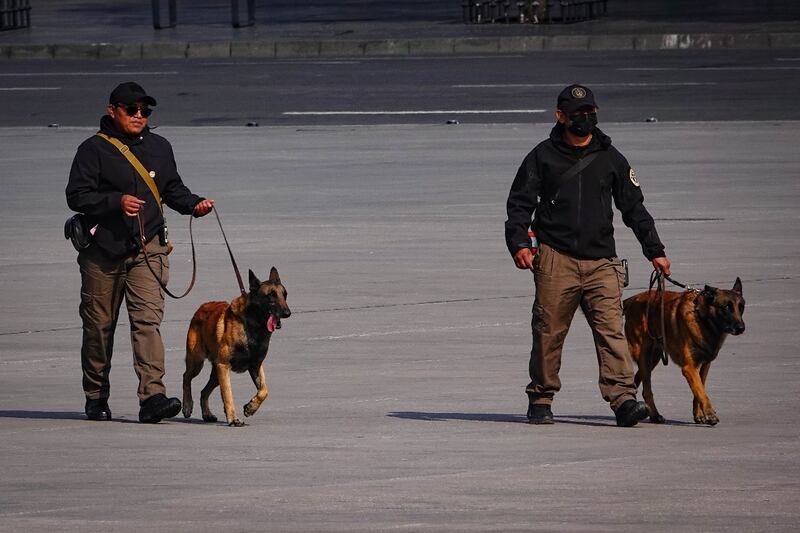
[1, 121, 798, 531]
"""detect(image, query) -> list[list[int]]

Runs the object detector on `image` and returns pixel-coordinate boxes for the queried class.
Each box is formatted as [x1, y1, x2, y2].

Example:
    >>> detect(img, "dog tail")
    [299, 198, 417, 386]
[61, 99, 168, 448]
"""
[622, 296, 633, 312]
[646, 341, 665, 369]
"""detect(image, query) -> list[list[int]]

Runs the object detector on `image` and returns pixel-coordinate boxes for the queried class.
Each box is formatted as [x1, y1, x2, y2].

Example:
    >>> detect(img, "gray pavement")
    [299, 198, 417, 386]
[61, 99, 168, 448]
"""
[4, 50, 800, 128]
[1, 121, 799, 531]
[1, 0, 800, 59]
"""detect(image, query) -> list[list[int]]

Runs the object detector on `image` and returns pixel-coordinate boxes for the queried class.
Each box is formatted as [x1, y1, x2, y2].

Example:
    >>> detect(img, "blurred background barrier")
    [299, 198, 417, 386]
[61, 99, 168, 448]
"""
[462, 0, 607, 24]
[0, 0, 31, 31]
[151, 0, 255, 29]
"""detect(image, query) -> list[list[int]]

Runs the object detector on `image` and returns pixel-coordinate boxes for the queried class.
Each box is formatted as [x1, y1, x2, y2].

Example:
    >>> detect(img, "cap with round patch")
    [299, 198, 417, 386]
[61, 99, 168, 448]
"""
[557, 84, 597, 114]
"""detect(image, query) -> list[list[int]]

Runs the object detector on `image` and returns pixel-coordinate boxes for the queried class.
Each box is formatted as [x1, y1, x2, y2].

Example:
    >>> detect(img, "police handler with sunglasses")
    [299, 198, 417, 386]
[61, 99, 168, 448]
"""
[66, 82, 215, 423]
[505, 84, 671, 427]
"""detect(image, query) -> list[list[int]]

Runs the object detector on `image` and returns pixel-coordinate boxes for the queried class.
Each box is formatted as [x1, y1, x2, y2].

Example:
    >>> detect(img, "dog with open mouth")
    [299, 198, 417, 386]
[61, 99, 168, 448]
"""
[182, 267, 291, 426]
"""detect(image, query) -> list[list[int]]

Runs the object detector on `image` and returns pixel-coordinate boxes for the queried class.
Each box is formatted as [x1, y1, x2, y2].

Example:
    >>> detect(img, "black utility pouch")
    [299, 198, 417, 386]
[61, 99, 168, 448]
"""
[158, 224, 169, 246]
[621, 258, 629, 287]
[64, 213, 92, 251]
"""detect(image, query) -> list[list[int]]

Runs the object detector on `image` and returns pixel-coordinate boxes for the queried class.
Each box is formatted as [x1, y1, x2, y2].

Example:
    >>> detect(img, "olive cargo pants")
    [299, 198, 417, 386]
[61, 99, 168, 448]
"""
[77, 238, 170, 403]
[526, 243, 637, 410]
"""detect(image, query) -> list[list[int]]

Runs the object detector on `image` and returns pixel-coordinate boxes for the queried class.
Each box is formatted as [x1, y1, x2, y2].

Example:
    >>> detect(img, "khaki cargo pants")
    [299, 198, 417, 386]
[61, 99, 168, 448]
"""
[77, 238, 170, 404]
[527, 243, 637, 410]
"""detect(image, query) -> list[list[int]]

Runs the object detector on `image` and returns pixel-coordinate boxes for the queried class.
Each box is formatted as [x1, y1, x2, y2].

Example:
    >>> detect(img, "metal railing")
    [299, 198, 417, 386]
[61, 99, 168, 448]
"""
[462, 0, 607, 24]
[151, 0, 255, 30]
[0, 0, 31, 31]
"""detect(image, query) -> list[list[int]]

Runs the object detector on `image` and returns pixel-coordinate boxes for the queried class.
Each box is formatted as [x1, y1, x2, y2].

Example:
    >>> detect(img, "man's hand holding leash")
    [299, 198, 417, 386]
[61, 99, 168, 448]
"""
[652, 256, 671, 277]
[121, 194, 146, 217]
[193, 199, 215, 217]
[122, 196, 215, 218]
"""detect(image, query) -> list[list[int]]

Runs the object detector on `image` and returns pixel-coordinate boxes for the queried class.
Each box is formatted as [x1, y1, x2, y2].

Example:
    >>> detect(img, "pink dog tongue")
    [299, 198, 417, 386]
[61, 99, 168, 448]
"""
[266, 315, 277, 333]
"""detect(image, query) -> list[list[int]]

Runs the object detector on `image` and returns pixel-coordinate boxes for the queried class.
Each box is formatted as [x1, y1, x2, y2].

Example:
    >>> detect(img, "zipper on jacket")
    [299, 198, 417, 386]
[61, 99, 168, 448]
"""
[574, 156, 582, 252]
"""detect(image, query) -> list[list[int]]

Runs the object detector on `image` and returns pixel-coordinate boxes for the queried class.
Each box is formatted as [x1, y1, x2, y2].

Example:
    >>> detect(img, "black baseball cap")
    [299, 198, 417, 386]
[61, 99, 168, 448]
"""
[557, 84, 597, 114]
[109, 82, 157, 107]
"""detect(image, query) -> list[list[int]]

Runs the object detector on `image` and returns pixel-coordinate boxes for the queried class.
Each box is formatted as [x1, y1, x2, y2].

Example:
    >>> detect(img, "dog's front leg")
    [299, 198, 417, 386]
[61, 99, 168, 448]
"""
[243, 364, 269, 417]
[216, 363, 245, 427]
[692, 362, 716, 425]
[681, 363, 718, 426]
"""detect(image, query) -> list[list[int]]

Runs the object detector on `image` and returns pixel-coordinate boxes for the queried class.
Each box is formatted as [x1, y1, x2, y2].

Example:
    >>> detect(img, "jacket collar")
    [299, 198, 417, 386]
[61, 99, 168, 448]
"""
[548, 122, 612, 154]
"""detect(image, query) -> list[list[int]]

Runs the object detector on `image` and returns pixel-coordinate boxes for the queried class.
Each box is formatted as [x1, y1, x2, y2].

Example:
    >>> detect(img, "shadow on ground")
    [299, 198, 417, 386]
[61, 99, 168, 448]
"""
[0, 410, 210, 425]
[387, 411, 701, 427]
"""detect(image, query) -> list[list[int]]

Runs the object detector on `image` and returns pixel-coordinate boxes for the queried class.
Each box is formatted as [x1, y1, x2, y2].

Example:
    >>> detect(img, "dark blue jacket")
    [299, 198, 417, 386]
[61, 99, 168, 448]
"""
[505, 123, 665, 261]
[66, 116, 202, 259]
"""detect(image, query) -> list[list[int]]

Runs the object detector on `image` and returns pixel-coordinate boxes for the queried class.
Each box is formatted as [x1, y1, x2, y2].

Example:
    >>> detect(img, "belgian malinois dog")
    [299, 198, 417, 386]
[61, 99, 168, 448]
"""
[182, 267, 291, 427]
[623, 278, 745, 426]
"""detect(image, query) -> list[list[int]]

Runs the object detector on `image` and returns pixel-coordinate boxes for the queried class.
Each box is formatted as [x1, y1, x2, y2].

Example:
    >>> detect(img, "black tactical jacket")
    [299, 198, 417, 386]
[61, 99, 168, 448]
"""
[66, 116, 202, 259]
[505, 123, 665, 261]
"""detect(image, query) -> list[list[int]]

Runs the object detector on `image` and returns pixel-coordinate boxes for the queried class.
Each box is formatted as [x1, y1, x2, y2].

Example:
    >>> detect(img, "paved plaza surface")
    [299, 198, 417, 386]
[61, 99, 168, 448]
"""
[1, 119, 798, 531]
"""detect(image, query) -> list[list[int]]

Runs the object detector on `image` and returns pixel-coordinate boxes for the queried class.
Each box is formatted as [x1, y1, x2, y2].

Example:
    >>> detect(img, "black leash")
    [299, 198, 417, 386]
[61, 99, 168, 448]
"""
[137, 206, 246, 299]
[643, 270, 700, 366]
[212, 207, 246, 296]
[644, 269, 669, 366]
[138, 211, 196, 299]
[662, 274, 696, 291]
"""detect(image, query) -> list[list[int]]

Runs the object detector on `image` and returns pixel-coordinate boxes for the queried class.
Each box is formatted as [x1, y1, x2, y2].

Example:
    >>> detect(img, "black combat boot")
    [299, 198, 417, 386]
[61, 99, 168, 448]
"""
[85, 398, 112, 421]
[527, 404, 554, 424]
[138, 394, 181, 423]
[615, 400, 649, 427]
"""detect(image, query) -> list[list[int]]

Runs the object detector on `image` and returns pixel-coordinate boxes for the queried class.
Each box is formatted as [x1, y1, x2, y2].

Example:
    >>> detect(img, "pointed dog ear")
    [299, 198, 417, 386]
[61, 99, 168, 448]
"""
[702, 285, 717, 303]
[269, 266, 280, 282]
[732, 277, 743, 295]
[249, 269, 261, 292]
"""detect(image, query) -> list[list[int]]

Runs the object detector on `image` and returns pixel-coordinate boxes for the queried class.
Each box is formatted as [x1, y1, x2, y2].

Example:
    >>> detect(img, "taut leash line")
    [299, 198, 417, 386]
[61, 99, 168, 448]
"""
[662, 274, 695, 291]
[212, 207, 246, 296]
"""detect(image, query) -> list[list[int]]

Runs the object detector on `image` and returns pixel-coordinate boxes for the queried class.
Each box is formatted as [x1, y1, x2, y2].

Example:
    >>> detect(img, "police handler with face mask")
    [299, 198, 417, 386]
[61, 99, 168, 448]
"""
[505, 84, 671, 426]
[66, 82, 215, 423]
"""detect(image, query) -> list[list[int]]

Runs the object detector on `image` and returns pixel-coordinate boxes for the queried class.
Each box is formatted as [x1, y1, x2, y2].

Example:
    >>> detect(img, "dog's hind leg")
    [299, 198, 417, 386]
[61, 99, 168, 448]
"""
[182, 347, 205, 419]
[243, 364, 269, 418]
[640, 345, 665, 424]
[200, 367, 220, 423]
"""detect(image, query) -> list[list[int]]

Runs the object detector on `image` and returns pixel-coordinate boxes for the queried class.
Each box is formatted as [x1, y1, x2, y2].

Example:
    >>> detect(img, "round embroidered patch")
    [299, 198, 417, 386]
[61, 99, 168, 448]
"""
[629, 168, 640, 187]
[571, 87, 587, 99]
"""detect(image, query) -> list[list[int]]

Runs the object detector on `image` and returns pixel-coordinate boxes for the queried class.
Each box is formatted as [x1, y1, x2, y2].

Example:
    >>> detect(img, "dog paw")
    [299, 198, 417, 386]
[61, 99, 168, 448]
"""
[243, 401, 261, 416]
[649, 414, 666, 424]
[228, 418, 246, 427]
[202, 413, 218, 423]
[182, 401, 193, 418]
[694, 413, 719, 426]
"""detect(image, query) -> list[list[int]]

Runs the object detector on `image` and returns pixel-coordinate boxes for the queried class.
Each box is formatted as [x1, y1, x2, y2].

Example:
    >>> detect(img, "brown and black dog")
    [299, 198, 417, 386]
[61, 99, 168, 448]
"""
[182, 267, 291, 427]
[623, 278, 745, 426]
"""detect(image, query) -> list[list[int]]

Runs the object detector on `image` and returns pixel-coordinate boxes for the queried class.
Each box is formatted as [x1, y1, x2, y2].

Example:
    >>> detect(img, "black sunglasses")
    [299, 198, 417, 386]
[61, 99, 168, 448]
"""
[116, 103, 153, 118]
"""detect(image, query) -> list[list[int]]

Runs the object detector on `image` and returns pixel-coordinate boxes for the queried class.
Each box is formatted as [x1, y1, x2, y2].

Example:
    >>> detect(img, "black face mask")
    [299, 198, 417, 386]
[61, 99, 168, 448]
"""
[567, 112, 597, 137]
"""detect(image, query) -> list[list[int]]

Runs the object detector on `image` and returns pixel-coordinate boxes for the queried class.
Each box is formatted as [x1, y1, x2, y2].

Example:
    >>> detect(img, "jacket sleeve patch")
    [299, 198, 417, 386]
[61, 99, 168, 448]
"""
[629, 167, 640, 187]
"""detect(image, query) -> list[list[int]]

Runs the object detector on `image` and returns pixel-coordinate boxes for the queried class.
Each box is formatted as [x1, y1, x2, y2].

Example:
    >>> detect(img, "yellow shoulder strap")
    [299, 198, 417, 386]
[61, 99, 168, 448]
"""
[96, 133, 163, 214]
